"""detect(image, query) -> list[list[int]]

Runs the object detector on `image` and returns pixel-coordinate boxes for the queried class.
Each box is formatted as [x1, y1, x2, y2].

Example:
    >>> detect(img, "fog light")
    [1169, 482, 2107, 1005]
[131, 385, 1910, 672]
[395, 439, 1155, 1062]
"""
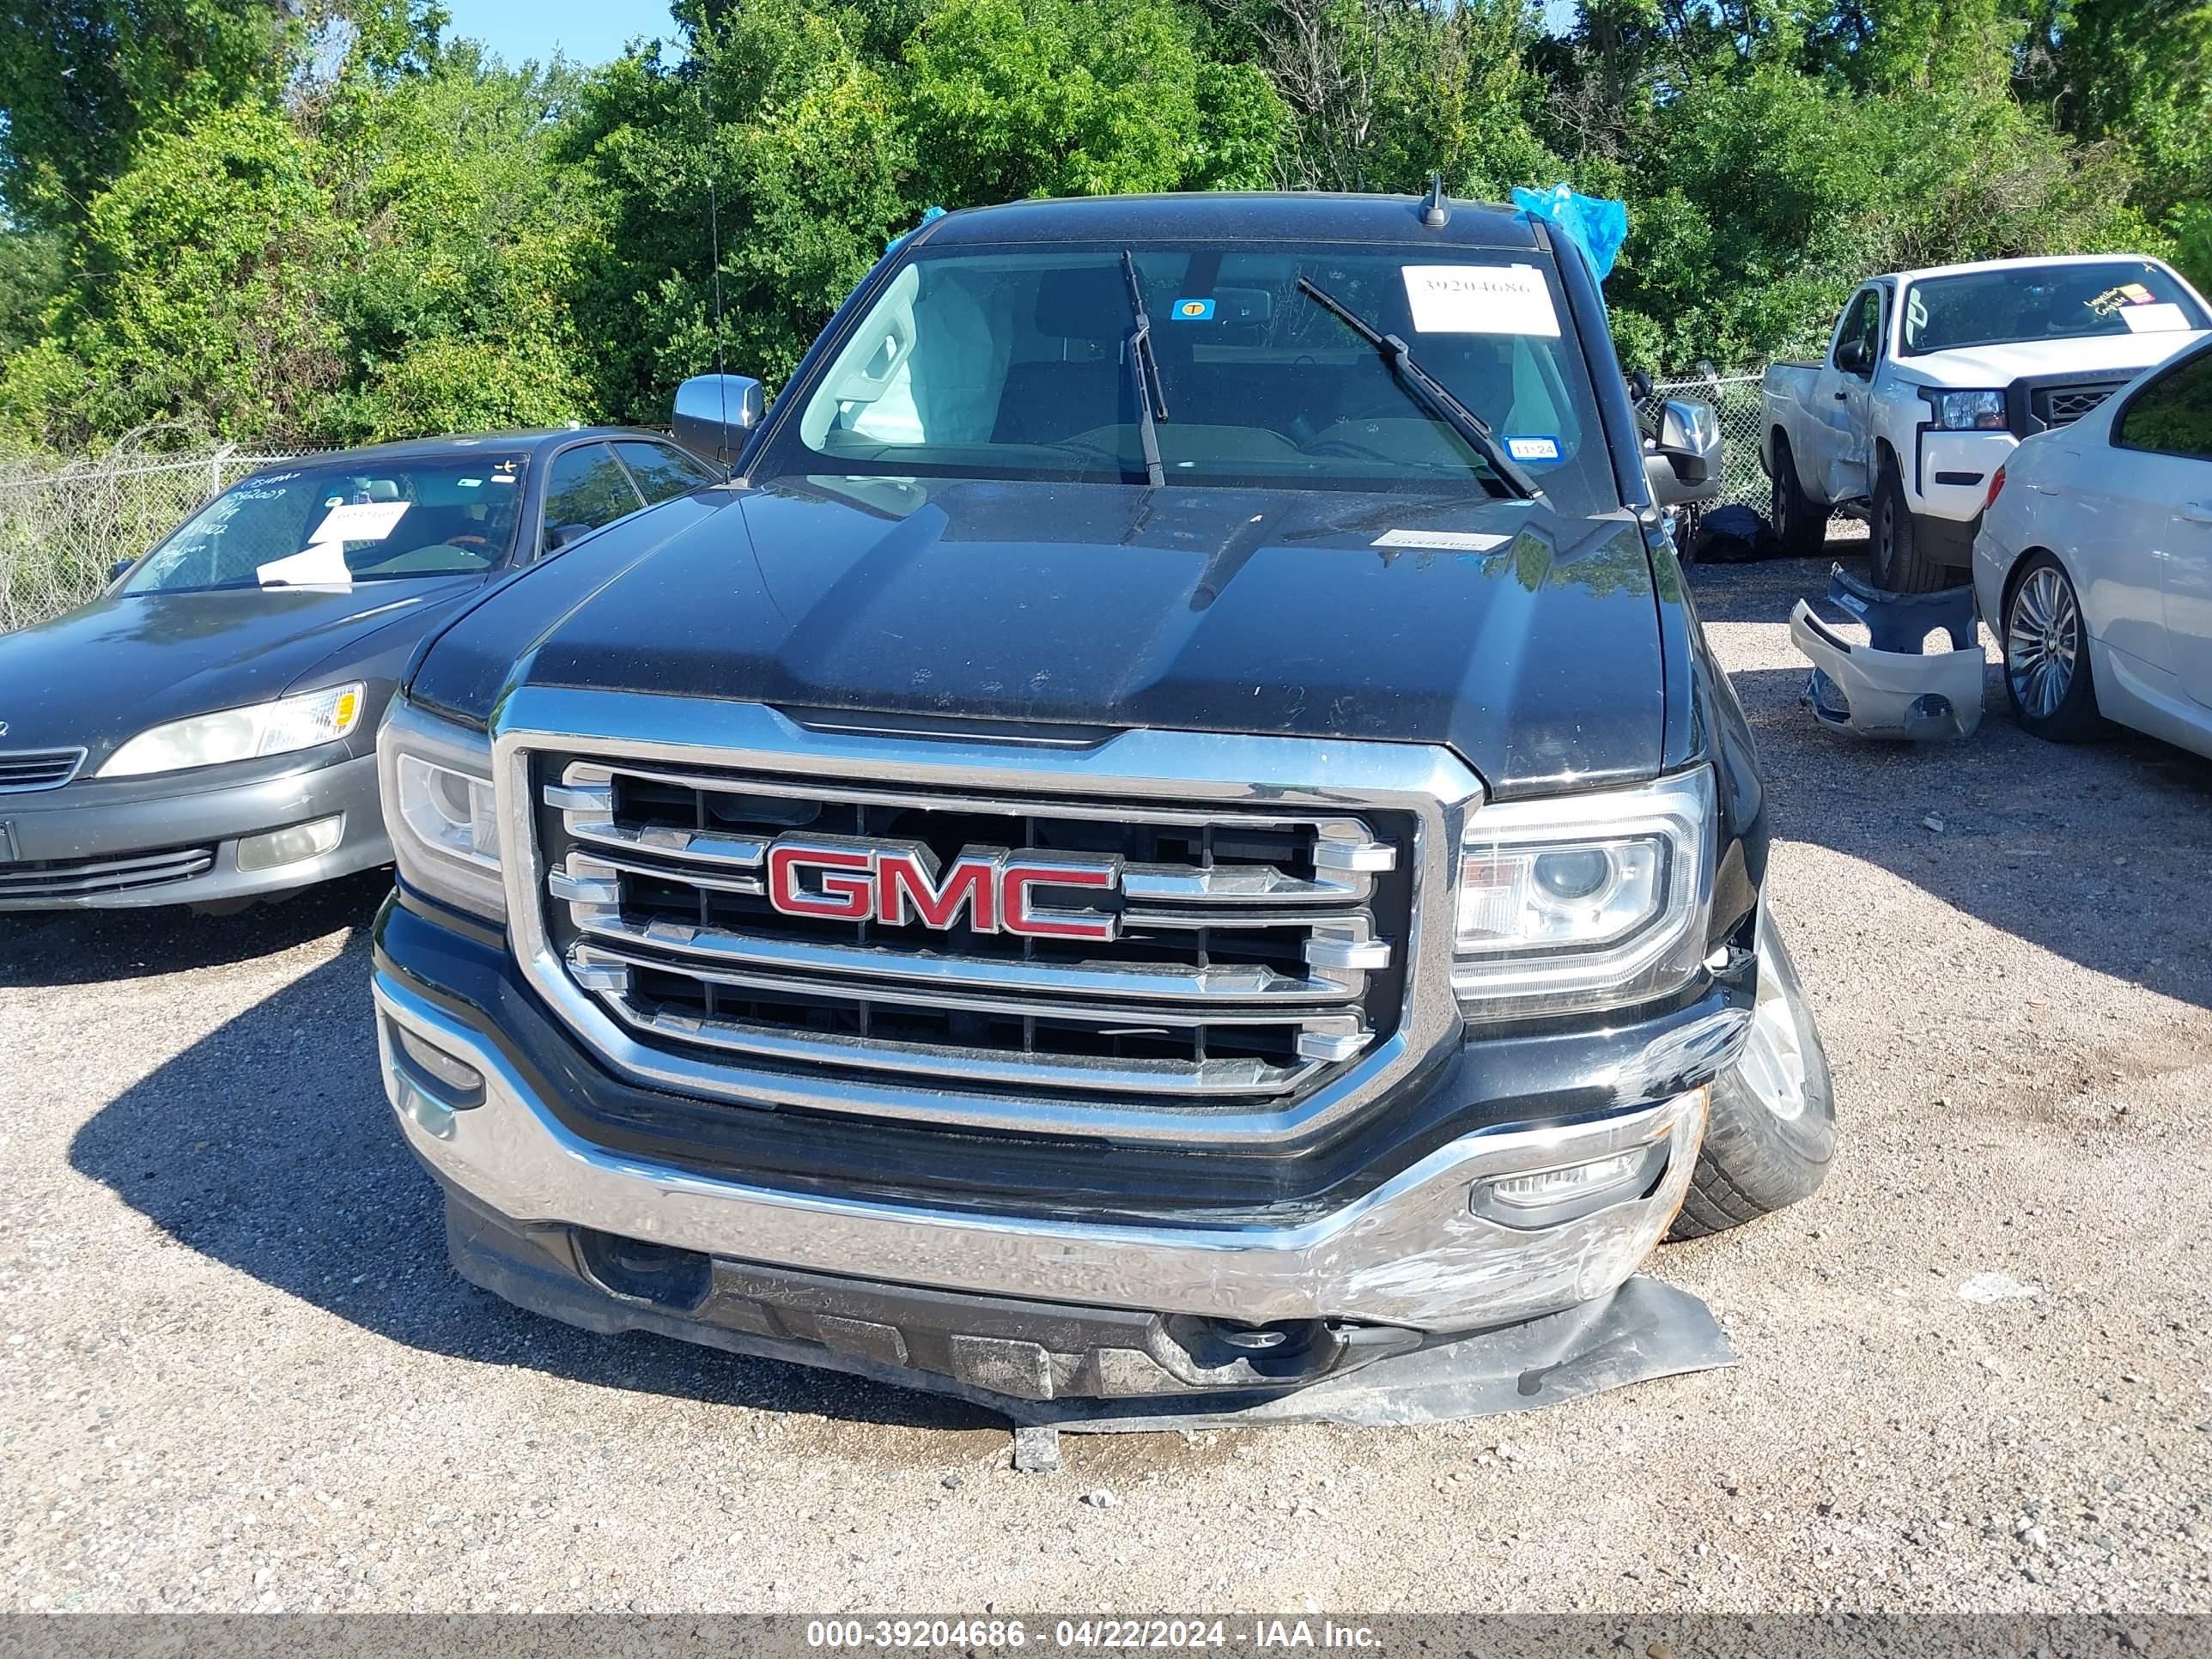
[1485, 1152, 1644, 1209]
[1470, 1135, 1670, 1230]
[391, 1023, 485, 1104]
[236, 814, 343, 872]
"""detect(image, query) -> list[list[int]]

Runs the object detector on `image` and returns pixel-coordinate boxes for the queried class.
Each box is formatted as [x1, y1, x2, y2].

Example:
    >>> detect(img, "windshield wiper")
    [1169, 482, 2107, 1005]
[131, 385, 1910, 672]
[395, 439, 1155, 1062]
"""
[1295, 276, 1541, 501]
[1121, 249, 1169, 488]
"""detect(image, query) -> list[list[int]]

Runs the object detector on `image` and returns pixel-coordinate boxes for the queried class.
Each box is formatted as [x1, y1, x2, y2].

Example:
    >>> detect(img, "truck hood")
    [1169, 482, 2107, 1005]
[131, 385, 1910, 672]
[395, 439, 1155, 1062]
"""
[0, 578, 482, 766]
[1899, 330, 2206, 387]
[411, 477, 1668, 794]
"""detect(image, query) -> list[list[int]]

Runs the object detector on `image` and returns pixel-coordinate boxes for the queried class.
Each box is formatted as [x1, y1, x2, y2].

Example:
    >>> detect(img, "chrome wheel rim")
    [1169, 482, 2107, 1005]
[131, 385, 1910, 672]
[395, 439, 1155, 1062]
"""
[1739, 944, 1809, 1123]
[2007, 567, 2079, 720]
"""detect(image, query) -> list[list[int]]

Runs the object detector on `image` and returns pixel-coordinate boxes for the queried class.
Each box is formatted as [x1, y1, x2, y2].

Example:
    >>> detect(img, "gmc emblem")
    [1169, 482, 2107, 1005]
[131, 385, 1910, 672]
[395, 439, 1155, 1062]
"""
[763, 836, 1121, 942]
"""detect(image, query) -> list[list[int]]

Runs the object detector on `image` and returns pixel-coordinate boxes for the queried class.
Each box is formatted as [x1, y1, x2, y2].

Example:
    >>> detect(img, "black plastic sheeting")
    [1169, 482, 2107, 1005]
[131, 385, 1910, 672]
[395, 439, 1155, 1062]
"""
[1025, 1276, 1735, 1432]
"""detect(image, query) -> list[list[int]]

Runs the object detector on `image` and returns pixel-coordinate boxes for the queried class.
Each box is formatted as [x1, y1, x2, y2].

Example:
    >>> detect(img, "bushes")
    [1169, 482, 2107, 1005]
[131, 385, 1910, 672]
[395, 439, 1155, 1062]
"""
[0, 0, 2204, 445]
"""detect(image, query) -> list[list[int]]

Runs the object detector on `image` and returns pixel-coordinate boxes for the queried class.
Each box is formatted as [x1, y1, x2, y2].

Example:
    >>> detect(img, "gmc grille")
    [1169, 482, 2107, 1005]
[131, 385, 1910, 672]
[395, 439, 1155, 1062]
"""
[532, 757, 1413, 1107]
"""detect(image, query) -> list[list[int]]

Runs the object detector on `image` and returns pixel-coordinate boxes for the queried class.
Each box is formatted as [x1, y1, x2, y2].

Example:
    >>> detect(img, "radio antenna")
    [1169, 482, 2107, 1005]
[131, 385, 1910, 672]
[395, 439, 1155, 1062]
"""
[695, 49, 730, 459]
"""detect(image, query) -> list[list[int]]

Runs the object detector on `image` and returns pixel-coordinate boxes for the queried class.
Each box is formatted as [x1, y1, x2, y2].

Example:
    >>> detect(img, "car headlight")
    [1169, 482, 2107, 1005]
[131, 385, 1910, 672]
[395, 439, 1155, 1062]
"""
[1454, 768, 1715, 1019]
[1922, 388, 2008, 432]
[379, 697, 504, 920]
[97, 683, 364, 778]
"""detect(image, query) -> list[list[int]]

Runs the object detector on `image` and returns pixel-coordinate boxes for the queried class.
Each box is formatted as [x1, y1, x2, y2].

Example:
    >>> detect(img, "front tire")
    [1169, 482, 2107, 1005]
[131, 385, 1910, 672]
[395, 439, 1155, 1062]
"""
[2002, 552, 2101, 741]
[1869, 452, 1949, 592]
[1669, 912, 1837, 1240]
[1767, 432, 1828, 558]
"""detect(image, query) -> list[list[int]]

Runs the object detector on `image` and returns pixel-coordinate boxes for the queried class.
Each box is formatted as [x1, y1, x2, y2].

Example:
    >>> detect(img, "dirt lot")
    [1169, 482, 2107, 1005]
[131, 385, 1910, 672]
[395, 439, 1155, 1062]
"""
[4, 540, 2211, 1615]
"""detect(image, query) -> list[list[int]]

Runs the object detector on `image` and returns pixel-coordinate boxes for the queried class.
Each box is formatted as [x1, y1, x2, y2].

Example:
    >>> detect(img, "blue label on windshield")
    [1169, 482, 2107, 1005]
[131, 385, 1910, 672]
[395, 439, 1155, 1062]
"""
[1506, 434, 1562, 462]
[1170, 298, 1216, 320]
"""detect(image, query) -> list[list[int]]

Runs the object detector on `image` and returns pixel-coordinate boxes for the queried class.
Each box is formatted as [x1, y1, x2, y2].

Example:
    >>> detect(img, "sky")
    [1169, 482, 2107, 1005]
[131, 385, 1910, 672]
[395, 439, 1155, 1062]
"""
[441, 0, 678, 68]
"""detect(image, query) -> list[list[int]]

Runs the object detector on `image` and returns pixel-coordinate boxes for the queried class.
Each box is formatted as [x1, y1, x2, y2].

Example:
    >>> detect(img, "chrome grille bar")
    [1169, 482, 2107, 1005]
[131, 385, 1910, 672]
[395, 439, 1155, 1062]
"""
[562, 899, 1363, 1004]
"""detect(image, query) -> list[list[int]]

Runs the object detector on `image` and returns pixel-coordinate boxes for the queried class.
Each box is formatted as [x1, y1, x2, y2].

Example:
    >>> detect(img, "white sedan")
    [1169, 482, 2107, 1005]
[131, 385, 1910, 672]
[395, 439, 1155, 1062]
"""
[1972, 335, 2212, 754]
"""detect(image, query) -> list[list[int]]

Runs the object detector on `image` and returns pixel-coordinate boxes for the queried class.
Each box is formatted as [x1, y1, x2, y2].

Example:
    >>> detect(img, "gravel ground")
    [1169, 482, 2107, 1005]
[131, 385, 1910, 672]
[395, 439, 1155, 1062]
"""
[4, 535, 2212, 1616]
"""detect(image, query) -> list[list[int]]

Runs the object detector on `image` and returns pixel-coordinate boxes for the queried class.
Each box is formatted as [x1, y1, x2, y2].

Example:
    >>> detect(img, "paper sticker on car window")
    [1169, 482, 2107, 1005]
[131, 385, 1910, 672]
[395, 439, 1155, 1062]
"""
[1401, 264, 1560, 337]
[305, 501, 410, 544]
[2121, 302, 2190, 334]
[1505, 434, 1562, 462]
[256, 544, 354, 587]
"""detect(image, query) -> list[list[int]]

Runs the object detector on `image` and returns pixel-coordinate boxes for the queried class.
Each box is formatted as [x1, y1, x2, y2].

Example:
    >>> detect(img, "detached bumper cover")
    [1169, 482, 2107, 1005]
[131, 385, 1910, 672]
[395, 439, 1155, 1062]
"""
[0, 748, 386, 908]
[1790, 566, 1985, 741]
[375, 964, 1709, 1376]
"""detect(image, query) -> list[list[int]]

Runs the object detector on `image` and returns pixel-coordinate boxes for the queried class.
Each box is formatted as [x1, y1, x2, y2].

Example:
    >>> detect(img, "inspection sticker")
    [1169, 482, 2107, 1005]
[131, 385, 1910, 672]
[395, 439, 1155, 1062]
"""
[1402, 264, 1560, 337]
[1506, 434, 1562, 462]
[1373, 528, 1511, 552]
[1170, 297, 1216, 320]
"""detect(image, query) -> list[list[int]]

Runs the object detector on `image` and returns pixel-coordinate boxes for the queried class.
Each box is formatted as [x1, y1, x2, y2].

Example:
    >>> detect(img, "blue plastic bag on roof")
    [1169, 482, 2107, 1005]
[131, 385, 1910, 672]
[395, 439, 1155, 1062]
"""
[887, 205, 946, 252]
[1512, 185, 1628, 283]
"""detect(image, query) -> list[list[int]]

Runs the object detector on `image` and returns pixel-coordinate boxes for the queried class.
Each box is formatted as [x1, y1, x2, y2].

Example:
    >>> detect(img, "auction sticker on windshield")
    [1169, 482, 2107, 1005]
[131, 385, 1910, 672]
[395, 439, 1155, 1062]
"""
[1402, 264, 1560, 337]
[2122, 303, 2191, 333]
[307, 501, 410, 544]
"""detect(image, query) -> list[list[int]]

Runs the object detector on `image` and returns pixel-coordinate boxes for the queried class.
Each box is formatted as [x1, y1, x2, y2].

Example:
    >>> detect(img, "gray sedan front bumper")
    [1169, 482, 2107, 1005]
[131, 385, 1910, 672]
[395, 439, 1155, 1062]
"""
[0, 748, 388, 908]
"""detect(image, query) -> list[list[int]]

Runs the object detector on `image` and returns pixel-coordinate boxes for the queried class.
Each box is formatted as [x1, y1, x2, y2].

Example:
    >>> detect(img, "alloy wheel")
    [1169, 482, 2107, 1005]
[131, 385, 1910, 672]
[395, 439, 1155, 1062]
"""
[2007, 566, 2080, 720]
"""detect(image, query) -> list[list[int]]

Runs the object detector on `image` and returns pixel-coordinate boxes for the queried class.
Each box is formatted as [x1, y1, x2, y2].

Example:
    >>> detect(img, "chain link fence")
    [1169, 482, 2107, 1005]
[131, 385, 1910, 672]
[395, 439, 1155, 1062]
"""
[0, 447, 299, 634]
[1651, 372, 1768, 511]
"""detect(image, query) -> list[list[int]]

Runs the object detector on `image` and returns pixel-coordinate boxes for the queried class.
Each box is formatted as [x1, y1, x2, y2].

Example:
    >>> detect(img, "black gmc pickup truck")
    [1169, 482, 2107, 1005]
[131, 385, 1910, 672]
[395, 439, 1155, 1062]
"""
[370, 191, 1834, 1412]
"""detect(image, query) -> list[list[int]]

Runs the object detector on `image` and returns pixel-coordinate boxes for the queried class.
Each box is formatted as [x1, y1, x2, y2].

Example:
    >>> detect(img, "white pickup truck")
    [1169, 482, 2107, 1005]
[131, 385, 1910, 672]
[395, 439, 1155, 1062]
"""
[1761, 255, 2210, 589]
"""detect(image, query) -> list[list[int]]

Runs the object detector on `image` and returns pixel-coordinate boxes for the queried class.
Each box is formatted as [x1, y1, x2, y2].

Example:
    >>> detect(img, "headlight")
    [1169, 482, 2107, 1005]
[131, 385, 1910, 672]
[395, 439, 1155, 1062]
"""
[1454, 768, 1715, 1019]
[379, 698, 505, 920]
[98, 683, 364, 778]
[1922, 388, 2008, 432]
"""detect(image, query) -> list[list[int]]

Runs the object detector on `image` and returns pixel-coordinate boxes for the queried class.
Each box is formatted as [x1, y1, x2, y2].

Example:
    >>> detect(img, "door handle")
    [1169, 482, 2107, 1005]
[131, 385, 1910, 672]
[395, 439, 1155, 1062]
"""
[1832, 391, 1848, 401]
[2184, 501, 2212, 525]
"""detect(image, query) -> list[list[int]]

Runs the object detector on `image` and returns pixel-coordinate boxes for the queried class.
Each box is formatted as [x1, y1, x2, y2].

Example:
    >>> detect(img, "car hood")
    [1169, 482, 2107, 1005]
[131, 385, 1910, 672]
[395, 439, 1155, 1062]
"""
[1901, 330, 2206, 386]
[414, 478, 1667, 794]
[0, 578, 482, 766]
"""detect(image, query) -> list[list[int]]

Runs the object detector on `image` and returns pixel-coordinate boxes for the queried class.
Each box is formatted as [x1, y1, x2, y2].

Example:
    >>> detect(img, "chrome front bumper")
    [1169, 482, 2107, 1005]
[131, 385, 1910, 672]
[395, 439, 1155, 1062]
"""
[374, 967, 1706, 1334]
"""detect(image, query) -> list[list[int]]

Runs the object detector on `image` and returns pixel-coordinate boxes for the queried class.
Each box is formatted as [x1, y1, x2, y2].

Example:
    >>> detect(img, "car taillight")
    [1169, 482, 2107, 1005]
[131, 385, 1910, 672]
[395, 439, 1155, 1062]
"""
[1985, 465, 2007, 511]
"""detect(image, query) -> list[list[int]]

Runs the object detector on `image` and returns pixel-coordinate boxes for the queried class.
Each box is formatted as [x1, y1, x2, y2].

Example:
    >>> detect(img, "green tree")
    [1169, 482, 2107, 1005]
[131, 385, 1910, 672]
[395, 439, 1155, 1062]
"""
[0, 0, 295, 226]
[0, 228, 64, 362]
[902, 0, 1275, 201]
[314, 40, 599, 438]
[0, 104, 354, 446]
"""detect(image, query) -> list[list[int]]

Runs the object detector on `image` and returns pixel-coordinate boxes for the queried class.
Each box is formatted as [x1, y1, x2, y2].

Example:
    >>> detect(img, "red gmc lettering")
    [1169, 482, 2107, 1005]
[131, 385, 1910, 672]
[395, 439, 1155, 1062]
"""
[764, 837, 1119, 939]
[1000, 860, 1118, 941]
[876, 849, 999, 932]
[765, 842, 874, 921]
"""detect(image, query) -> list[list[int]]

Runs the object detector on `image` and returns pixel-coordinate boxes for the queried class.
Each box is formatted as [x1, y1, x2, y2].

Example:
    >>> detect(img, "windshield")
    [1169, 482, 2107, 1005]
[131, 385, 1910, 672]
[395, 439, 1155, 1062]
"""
[775, 244, 1618, 515]
[1900, 261, 2209, 357]
[125, 454, 529, 595]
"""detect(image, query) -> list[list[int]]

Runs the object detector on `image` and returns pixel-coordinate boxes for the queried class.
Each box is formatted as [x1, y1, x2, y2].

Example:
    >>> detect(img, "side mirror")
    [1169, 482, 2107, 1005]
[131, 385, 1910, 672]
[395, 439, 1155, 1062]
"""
[1626, 368, 1655, 405]
[109, 557, 135, 584]
[1644, 398, 1723, 508]
[1835, 340, 1871, 375]
[546, 522, 594, 550]
[672, 374, 765, 470]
